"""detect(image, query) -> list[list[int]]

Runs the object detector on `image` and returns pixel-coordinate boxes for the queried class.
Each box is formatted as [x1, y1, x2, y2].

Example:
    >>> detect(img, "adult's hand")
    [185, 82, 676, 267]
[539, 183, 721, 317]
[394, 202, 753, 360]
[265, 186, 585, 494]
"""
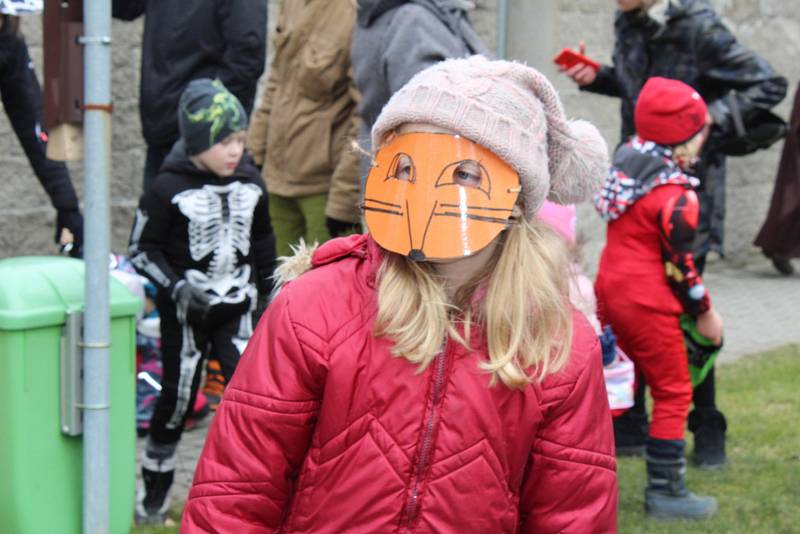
[564, 63, 598, 86]
[696, 308, 723, 345]
[561, 41, 598, 87]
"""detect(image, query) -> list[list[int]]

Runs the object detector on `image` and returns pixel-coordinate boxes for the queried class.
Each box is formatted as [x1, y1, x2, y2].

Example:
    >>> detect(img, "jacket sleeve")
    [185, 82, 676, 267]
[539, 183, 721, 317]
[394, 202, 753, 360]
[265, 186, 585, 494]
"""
[580, 65, 623, 98]
[182, 288, 326, 532]
[0, 34, 81, 217]
[216, 0, 267, 115]
[111, 0, 145, 20]
[518, 326, 618, 533]
[326, 85, 364, 224]
[658, 188, 711, 318]
[128, 189, 182, 296]
[251, 181, 277, 294]
[696, 17, 788, 137]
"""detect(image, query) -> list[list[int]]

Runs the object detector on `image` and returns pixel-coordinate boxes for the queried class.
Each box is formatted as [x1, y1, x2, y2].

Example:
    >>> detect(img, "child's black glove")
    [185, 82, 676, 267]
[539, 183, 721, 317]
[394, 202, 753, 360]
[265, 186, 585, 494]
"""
[173, 281, 211, 322]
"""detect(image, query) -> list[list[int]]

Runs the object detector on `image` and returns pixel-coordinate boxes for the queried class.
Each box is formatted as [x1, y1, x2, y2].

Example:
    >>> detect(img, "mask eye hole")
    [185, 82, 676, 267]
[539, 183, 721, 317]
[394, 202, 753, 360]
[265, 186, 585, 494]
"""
[435, 159, 491, 197]
[452, 160, 483, 188]
[387, 153, 415, 183]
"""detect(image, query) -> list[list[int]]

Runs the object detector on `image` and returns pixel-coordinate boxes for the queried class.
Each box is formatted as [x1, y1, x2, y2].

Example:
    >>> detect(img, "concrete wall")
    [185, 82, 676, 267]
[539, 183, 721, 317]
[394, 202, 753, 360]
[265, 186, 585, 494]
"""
[1, 1, 796, 269]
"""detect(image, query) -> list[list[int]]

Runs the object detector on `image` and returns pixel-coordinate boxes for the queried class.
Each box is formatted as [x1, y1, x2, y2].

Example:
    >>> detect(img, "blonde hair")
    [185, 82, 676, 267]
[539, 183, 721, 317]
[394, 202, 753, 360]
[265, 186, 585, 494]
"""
[672, 128, 706, 167]
[374, 217, 573, 389]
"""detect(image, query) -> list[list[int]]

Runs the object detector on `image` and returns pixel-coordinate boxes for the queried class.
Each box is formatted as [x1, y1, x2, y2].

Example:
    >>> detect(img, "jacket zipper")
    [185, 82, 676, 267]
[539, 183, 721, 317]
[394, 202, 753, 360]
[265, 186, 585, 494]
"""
[403, 346, 448, 532]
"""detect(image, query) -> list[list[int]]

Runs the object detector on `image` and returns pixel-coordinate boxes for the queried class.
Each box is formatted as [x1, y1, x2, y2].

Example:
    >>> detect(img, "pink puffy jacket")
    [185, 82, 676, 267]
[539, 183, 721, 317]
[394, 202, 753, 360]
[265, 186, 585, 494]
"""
[182, 234, 617, 533]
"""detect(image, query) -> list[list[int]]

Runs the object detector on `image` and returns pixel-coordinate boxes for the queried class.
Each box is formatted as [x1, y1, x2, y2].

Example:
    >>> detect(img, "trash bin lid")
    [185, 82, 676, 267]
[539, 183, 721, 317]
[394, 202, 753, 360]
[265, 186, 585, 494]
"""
[0, 256, 141, 330]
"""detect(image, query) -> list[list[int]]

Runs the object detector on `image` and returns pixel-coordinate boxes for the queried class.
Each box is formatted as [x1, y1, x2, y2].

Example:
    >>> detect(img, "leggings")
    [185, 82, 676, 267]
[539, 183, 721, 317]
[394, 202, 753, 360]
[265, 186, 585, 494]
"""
[148, 299, 253, 446]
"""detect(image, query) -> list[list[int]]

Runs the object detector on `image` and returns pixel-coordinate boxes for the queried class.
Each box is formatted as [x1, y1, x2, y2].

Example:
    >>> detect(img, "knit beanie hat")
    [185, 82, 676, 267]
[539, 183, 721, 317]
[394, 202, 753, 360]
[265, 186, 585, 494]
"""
[634, 77, 708, 146]
[371, 55, 608, 220]
[178, 78, 247, 156]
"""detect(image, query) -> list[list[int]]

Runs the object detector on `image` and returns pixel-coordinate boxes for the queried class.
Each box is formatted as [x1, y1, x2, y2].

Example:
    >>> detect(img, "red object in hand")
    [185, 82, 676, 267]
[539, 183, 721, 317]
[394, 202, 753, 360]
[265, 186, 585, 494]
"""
[553, 48, 600, 72]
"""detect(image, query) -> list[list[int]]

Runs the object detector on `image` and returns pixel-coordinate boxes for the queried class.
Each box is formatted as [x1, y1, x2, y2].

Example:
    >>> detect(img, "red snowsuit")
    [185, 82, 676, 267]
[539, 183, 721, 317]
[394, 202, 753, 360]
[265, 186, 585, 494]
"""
[182, 234, 617, 533]
[595, 139, 711, 441]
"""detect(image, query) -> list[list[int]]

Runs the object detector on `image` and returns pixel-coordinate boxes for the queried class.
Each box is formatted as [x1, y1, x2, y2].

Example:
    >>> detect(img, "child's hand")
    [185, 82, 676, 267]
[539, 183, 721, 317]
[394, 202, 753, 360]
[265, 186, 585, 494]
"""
[174, 281, 211, 320]
[696, 308, 723, 345]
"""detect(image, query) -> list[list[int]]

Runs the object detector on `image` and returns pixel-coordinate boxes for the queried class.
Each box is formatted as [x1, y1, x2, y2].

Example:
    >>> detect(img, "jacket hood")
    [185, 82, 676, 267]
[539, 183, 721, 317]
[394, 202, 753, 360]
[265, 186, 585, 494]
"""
[160, 139, 259, 181]
[357, 0, 472, 29]
[594, 137, 698, 221]
[270, 233, 377, 299]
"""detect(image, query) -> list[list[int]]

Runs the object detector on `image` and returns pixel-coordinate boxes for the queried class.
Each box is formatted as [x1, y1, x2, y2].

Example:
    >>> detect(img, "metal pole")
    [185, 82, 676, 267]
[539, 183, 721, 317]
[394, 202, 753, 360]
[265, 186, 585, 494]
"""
[81, 0, 112, 531]
[496, 0, 509, 59]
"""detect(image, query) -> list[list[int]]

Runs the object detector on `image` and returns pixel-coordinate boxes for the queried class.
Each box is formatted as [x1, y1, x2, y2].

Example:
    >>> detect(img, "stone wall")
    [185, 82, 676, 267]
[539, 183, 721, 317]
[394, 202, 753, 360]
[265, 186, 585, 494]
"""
[1, 1, 797, 268]
[510, 1, 800, 270]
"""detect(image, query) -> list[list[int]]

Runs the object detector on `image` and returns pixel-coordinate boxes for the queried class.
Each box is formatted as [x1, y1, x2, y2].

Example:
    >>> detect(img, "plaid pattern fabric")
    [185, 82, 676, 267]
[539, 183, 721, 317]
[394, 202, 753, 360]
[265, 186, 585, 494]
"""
[594, 137, 698, 221]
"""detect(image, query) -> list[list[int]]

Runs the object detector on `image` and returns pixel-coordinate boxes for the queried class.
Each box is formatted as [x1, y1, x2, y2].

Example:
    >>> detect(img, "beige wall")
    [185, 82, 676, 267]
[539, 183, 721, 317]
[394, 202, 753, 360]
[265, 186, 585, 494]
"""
[1, 1, 796, 269]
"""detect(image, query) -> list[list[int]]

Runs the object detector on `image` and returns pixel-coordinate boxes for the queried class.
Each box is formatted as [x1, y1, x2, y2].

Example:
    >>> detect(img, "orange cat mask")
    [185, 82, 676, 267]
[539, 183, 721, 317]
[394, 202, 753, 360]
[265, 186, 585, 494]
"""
[363, 132, 521, 261]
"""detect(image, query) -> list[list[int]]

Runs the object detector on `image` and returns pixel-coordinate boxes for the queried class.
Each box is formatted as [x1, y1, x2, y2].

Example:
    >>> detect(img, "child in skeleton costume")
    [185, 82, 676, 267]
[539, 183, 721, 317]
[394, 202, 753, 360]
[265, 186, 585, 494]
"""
[128, 78, 276, 525]
[594, 78, 723, 520]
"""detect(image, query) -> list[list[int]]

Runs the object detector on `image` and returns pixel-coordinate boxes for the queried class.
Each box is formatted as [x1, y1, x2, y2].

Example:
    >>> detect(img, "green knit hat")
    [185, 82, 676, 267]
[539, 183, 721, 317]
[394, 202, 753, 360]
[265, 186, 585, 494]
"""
[178, 78, 247, 155]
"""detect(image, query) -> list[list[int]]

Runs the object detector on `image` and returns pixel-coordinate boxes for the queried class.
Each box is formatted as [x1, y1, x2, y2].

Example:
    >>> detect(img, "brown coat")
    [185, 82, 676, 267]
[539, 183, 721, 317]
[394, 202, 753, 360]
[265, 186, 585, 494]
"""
[247, 0, 361, 223]
[754, 83, 800, 258]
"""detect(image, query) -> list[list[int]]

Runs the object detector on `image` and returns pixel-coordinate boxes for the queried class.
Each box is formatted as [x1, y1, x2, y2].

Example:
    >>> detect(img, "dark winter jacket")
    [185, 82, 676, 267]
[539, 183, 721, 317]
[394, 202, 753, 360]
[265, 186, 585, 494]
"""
[584, 0, 787, 145]
[128, 141, 276, 317]
[352, 0, 488, 152]
[112, 0, 266, 147]
[182, 234, 618, 533]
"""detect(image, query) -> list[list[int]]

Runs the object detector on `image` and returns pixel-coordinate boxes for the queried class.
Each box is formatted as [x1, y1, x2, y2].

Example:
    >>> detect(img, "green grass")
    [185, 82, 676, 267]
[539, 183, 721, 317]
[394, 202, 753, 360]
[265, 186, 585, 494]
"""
[131, 508, 180, 534]
[132, 345, 800, 533]
[619, 344, 800, 533]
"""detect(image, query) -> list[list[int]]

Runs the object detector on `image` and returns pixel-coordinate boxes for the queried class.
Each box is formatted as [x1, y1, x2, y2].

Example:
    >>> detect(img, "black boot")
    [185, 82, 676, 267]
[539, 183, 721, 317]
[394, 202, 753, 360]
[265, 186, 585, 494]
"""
[645, 439, 717, 520]
[135, 438, 177, 525]
[689, 409, 727, 469]
[614, 379, 648, 456]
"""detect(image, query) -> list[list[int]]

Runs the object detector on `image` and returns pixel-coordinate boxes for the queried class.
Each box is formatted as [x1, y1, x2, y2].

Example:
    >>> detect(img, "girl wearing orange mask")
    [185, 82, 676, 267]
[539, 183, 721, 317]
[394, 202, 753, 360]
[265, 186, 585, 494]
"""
[183, 56, 617, 533]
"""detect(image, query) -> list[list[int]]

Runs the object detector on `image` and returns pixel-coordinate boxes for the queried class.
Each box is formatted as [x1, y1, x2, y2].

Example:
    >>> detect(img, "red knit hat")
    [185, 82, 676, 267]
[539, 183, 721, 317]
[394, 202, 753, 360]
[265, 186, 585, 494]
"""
[634, 77, 708, 145]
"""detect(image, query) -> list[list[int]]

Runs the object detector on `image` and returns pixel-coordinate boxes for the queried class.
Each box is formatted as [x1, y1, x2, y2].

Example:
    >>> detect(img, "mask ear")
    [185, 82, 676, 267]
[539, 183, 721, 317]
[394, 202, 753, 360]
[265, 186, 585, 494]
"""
[546, 119, 608, 205]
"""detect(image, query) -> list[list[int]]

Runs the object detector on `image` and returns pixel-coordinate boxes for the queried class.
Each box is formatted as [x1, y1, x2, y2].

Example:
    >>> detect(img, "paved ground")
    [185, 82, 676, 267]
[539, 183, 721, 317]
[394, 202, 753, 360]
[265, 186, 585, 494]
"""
[137, 255, 800, 512]
[702, 257, 800, 362]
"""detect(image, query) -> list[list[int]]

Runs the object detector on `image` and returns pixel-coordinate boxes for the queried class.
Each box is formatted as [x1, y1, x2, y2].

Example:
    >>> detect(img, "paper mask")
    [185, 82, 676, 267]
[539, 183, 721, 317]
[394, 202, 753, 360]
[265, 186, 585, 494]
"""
[363, 132, 520, 261]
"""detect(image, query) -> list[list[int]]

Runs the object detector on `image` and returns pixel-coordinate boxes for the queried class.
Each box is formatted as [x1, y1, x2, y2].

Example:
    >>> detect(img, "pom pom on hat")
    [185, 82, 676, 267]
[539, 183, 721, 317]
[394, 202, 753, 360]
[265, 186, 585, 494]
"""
[634, 77, 708, 146]
[371, 56, 608, 221]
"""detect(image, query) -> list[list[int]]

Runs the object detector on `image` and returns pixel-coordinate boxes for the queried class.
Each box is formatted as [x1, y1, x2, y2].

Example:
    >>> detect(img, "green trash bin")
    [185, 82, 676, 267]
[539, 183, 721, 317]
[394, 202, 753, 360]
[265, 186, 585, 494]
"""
[0, 256, 141, 533]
